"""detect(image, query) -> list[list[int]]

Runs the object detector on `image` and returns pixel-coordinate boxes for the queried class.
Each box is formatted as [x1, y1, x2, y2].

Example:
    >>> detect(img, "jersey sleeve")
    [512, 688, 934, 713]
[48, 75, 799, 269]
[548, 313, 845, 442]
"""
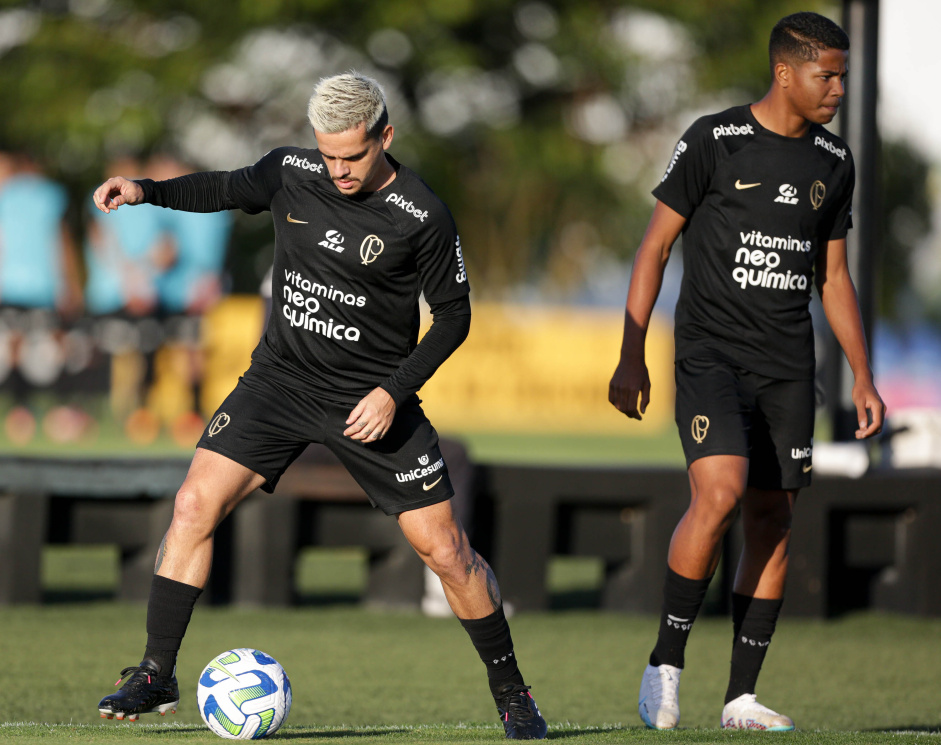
[224, 147, 293, 215]
[652, 117, 718, 218]
[820, 154, 855, 242]
[410, 204, 470, 304]
[379, 295, 471, 406]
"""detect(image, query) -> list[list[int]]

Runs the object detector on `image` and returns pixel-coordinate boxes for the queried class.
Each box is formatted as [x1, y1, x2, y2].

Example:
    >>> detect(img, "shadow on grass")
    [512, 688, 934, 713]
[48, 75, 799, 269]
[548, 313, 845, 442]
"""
[546, 726, 628, 739]
[863, 726, 940, 734]
[146, 726, 208, 735]
[271, 728, 422, 739]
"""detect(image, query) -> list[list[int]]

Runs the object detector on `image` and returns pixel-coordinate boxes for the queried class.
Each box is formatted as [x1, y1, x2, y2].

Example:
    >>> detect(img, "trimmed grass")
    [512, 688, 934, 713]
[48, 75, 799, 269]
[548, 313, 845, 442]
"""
[2, 722, 939, 744]
[452, 430, 685, 467]
[1, 424, 686, 467]
[1, 603, 939, 741]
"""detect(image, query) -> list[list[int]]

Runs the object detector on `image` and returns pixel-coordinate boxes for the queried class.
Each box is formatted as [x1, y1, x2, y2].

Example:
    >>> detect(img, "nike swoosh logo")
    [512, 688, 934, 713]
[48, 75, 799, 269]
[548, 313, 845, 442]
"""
[286, 213, 308, 224]
[735, 180, 761, 190]
[423, 476, 443, 491]
[803, 464, 813, 473]
[208, 664, 240, 682]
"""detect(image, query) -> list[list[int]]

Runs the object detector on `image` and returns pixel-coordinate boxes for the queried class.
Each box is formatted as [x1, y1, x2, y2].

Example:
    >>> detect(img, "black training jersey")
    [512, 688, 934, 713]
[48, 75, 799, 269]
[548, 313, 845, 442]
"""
[226, 147, 470, 405]
[654, 104, 854, 379]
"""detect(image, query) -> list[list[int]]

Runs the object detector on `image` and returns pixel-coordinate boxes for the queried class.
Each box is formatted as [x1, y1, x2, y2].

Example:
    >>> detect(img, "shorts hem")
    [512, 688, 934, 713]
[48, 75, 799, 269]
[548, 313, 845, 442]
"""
[382, 488, 454, 516]
[196, 441, 280, 493]
[686, 448, 748, 469]
[750, 477, 811, 492]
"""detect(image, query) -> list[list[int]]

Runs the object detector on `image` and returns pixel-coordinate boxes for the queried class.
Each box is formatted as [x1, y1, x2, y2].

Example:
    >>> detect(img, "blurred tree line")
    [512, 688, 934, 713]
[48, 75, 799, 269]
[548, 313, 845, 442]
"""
[0, 0, 932, 312]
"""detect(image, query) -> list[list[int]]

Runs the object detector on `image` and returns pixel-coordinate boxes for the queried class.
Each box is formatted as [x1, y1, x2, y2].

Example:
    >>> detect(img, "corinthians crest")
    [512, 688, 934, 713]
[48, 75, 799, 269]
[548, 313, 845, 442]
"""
[691, 415, 710, 444]
[208, 412, 231, 437]
[810, 180, 826, 210]
[360, 234, 384, 265]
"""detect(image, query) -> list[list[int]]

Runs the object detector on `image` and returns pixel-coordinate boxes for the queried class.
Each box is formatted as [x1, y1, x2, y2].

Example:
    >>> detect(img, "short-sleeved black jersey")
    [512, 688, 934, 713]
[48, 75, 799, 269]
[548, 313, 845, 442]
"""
[225, 146, 470, 405]
[653, 104, 854, 379]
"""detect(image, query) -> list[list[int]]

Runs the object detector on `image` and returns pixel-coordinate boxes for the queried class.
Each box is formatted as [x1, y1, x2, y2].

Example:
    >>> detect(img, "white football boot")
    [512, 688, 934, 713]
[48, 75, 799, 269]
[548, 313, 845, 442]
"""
[638, 663, 681, 730]
[721, 693, 795, 731]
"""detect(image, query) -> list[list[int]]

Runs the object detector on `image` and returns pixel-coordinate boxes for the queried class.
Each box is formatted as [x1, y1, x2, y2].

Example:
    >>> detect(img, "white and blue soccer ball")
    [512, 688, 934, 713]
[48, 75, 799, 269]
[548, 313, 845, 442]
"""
[196, 648, 292, 739]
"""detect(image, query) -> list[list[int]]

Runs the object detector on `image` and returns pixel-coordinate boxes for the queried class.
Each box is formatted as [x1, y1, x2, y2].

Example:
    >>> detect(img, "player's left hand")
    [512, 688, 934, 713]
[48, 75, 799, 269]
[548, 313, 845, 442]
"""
[344, 388, 396, 442]
[852, 378, 886, 440]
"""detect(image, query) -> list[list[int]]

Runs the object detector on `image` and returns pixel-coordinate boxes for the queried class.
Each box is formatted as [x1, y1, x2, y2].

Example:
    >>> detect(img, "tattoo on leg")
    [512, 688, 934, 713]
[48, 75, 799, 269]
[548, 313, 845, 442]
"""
[465, 552, 501, 609]
[465, 553, 483, 577]
[154, 534, 168, 573]
[485, 565, 501, 610]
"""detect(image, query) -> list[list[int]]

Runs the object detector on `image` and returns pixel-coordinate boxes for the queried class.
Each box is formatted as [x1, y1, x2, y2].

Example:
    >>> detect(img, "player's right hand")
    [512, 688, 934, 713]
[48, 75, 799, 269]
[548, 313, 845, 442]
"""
[608, 357, 650, 420]
[92, 176, 144, 213]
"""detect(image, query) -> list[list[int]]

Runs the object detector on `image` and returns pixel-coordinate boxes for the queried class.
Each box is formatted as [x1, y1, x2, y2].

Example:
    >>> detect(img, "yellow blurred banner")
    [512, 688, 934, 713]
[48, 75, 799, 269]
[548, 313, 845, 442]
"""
[198, 297, 675, 437]
[200, 295, 265, 417]
[418, 303, 675, 437]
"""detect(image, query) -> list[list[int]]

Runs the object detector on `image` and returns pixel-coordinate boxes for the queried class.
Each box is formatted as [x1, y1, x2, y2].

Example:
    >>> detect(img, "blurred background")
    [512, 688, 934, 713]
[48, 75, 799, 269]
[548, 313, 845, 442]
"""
[0, 0, 938, 465]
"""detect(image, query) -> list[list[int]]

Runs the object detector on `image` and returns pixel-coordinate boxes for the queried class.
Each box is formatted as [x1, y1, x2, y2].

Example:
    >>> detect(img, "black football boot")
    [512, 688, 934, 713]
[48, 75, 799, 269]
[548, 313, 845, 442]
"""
[98, 660, 179, 721]
[495, 683, 548, 740]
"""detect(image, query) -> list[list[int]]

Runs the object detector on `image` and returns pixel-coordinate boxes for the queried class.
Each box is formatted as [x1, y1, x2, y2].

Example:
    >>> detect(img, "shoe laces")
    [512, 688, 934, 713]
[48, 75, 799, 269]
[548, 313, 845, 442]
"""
[497, 684, 536, 722]
[654, 668, 679, 709]
[114, 665, 155, 687]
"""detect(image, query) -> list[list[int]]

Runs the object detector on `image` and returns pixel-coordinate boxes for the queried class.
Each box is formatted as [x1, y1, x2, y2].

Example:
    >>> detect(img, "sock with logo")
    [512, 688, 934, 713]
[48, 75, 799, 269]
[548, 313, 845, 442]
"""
[142, 574, 203, 676]
[458, 605, 526, 698]
[724, 593, 784, 703]
[649, 567, 713, 669]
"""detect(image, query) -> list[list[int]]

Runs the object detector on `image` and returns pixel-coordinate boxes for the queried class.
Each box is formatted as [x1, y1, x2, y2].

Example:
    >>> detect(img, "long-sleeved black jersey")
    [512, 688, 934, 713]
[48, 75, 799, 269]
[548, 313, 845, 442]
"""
[138, 147, 471, 407]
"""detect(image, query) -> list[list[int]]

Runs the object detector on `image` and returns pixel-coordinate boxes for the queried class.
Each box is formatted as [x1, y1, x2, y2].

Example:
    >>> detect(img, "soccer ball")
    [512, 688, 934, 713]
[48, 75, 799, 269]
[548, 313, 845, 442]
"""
[196, 648, 292, 739]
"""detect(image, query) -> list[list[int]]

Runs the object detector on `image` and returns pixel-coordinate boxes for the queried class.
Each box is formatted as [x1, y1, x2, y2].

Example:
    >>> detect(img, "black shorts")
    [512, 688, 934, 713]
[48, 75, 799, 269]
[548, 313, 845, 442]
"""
[197, 365, 454, 515]
[674, 357, 815, 490]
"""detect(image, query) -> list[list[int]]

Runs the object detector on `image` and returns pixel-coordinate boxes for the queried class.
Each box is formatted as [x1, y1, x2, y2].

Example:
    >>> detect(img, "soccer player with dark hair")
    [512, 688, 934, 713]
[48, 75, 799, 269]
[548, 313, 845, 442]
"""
[609, 12, 884, 731]
[93, 72, 546, 740]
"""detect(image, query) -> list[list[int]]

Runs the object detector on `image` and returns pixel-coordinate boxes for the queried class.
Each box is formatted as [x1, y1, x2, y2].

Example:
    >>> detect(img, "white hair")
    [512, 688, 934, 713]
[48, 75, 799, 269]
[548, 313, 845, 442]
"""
[307, 72, 388, 136]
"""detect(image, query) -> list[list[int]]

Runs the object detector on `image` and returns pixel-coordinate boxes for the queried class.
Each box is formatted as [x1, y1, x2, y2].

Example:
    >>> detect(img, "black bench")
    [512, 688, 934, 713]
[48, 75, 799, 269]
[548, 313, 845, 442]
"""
[0, 453, 424, 607]
[480, 464, 941, 617]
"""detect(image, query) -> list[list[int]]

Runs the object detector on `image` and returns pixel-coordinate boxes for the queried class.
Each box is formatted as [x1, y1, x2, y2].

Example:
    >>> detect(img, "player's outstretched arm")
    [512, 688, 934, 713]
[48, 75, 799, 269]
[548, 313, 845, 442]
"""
[92, 176, 144, 214]
[816, 237, 886, 439]
[609, 201, 685, 420]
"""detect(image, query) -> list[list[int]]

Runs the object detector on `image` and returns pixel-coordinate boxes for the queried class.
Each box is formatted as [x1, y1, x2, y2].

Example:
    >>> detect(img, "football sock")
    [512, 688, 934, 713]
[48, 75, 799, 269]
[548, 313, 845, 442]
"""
[724, 593, 784, 704]
[143, 574, 203, 675]
[458, 605, 526, 697]
[649, 567, 713, 669]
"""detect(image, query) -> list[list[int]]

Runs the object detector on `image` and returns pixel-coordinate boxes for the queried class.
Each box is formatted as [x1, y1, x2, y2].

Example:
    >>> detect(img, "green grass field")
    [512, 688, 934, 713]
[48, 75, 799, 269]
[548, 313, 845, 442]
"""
[1, 547, 939, 744]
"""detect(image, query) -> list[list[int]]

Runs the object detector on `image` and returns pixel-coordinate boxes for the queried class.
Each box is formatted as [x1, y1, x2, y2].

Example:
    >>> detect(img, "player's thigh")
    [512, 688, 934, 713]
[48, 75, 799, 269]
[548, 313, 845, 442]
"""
[196, 368, 323, 493]
[675, 357, 752, 467]
[748, 375, 815, 491]
[687, 453, 749, 507]
[175, 447, 269, 526]
[323, 399, 454, 516]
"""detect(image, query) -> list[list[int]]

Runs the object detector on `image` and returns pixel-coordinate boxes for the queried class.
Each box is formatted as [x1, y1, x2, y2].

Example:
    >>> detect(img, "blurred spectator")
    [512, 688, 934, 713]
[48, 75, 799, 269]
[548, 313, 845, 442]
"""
[84, 154, 174, 443]
[148, 153, 232, 444]
[0, 150, 84, 444]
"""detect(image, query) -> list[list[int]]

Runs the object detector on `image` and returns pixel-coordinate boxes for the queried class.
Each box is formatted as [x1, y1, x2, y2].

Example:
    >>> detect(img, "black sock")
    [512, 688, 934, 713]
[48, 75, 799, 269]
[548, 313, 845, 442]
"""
[725, 593, 783, 704]
[458, 605, 525, 697]
[649, 567, 712, 669]
[143, 575, 203, 675]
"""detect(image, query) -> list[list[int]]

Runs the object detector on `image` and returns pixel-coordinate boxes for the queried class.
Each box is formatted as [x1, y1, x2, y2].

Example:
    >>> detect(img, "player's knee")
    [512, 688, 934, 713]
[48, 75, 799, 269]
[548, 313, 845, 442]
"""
[694, 485, 742, 523]
[171, 482, 220, 536]
[424, 537, 473, 583]
[751, 506, 793, 544]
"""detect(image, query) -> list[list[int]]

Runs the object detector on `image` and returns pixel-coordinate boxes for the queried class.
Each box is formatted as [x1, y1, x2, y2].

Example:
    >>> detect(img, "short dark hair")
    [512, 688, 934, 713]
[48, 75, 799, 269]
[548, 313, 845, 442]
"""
[769, 12, 849, 72]
[365, 105, 389, 141]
